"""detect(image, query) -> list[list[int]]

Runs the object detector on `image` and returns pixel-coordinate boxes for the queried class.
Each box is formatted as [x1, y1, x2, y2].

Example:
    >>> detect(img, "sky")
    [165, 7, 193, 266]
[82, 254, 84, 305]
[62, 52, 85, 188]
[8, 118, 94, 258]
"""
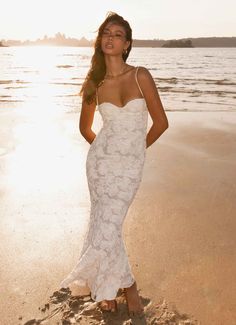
[0, 0, 235, 41]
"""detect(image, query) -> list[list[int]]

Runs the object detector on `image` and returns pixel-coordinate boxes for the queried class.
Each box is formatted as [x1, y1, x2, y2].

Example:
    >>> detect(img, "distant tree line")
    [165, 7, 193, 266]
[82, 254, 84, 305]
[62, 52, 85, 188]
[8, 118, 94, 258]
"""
[162, 39, 194, 48]
[1, 35, 236, 47]
[0, 41, 8, 47]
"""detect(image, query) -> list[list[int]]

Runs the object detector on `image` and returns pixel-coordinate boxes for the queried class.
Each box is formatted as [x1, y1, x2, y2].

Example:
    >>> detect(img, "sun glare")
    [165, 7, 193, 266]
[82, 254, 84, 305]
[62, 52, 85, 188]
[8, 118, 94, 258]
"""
[5, 46, 87, 199]
[8, 117, 83, 193]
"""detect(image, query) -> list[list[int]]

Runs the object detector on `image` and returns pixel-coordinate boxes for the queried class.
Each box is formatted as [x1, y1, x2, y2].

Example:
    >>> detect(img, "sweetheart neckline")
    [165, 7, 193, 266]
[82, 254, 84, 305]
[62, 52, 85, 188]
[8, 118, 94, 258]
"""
[98, 97, 145, 109]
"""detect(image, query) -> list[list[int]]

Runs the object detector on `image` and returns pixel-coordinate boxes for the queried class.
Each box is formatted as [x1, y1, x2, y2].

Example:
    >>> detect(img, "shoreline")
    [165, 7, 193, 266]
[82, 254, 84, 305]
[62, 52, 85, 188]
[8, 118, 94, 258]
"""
[0, 110, 235, 324]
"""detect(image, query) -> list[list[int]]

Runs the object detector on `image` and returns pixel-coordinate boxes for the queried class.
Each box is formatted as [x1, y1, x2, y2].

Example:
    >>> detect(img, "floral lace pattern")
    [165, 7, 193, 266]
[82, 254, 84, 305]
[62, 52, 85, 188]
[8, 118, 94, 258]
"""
[60, 97, 148, 302]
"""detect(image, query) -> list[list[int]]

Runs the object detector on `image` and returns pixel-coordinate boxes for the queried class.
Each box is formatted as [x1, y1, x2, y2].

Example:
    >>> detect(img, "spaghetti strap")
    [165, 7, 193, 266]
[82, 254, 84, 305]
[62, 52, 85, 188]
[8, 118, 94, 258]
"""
[135, 66, 144, 98]
[95, 87, 98, 106]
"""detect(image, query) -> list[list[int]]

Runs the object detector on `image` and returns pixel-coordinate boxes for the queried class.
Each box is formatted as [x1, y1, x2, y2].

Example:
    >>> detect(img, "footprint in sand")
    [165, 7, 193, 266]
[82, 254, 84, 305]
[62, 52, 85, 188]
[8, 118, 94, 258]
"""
[20, 287, 200, 325]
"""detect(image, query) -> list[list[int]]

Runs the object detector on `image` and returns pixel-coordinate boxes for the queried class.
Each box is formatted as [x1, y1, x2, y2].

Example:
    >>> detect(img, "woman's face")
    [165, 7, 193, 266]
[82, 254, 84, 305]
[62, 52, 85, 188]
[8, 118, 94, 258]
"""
[100, 22, 130, 57]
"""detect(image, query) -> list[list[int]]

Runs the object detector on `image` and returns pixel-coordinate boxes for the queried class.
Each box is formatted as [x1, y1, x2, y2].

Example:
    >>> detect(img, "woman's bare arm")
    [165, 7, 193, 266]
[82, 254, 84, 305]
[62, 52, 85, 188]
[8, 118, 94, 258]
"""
[79, 97, 97, 144]
[138, 67, 169, 148]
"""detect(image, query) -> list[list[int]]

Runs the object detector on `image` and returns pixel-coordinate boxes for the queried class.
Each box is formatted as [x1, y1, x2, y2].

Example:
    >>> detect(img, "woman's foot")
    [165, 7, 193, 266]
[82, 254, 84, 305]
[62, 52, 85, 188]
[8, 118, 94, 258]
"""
[124, 281, 144, 317]
[99, 299, 117, 312]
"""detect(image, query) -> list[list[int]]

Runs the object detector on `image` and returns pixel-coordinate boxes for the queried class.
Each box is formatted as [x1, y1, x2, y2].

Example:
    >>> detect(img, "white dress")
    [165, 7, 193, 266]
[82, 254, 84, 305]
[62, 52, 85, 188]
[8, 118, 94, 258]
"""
[60, 66, 148, 302]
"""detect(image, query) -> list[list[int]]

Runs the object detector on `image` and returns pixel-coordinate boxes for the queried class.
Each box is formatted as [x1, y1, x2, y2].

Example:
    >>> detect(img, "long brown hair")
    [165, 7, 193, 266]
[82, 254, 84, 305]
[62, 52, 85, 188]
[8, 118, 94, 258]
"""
[80, 12, 133, 105]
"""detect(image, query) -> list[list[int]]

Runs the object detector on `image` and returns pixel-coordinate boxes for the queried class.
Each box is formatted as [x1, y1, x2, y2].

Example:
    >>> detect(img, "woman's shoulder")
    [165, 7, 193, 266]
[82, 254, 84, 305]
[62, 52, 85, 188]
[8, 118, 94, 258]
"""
[125, 64, 149, 73]
[136, 66, 153, 81]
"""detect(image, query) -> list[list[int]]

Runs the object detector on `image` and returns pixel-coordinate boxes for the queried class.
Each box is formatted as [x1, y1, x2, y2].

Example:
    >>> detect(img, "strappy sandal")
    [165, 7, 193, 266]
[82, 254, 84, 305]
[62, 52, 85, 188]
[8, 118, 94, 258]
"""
[99, 299, 118, 313]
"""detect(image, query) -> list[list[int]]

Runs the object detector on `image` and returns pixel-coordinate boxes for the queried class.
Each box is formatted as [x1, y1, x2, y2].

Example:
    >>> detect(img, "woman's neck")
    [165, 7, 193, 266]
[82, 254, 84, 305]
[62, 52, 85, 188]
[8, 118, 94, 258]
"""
[104, 56, 127, 77]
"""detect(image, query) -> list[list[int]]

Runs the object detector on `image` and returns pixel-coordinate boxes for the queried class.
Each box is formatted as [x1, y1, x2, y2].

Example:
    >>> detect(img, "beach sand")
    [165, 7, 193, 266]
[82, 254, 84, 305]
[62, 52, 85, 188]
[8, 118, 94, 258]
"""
[0, 108, 235, 324]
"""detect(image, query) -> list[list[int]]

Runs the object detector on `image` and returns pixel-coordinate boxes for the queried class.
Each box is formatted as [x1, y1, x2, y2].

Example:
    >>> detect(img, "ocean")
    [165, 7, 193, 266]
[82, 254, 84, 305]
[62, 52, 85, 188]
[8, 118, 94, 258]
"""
[0, 46, 235, 112]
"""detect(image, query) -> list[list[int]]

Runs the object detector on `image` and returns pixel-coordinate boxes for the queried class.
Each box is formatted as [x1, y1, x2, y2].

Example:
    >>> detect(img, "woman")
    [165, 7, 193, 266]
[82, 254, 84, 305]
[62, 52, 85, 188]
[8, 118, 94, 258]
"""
[60, 12, 168, 316]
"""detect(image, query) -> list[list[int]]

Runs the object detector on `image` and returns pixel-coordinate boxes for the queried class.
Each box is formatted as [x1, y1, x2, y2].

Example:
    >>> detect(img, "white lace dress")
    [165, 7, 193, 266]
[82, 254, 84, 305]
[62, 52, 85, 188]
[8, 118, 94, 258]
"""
[60, 67, 148, 302]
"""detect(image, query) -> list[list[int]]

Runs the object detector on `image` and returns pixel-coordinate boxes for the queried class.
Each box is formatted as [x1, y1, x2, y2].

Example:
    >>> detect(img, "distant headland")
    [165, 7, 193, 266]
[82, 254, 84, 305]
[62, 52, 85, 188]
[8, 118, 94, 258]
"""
[1, 33, 236, 47]
[0, 41, 8, 47]
[161, 39, 194, 48]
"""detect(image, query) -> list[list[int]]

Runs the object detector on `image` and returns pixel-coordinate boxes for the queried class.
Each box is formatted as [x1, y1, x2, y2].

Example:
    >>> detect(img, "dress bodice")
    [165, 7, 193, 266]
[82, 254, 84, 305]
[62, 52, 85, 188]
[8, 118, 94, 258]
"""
[98, 97, 148, 121]
[91, 97, 148, 159]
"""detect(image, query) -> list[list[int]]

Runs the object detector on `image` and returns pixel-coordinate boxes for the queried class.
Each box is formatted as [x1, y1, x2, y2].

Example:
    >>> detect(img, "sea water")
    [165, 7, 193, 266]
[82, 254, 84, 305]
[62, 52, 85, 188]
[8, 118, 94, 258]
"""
[0, 46, 235, 112]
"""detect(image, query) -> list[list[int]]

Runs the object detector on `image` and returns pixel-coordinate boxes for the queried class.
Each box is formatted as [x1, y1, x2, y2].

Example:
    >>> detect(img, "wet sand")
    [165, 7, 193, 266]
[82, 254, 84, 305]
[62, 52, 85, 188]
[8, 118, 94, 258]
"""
[0, 109, 235, 324]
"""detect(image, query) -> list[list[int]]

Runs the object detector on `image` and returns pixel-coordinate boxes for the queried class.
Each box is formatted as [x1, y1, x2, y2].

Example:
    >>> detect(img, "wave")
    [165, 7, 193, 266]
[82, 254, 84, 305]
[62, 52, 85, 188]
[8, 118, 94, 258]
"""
[155, 77, 178, 83]
[5, 86, 29, 89]
[56, 65, 74, 68]
[0, 99, 24, 102]
[161, 88, 235, 95]
[0, 79, 30, 85]
[0, 80, 13, 84]
[55, 94, 79, 97]
[154, 77, 236, 86]
[50, 82, 82, 86]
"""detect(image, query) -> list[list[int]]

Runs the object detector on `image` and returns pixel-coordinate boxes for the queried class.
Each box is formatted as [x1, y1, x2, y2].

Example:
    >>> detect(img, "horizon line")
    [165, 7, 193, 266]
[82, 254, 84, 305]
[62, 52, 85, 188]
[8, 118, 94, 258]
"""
[1, 34, 236, 42]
